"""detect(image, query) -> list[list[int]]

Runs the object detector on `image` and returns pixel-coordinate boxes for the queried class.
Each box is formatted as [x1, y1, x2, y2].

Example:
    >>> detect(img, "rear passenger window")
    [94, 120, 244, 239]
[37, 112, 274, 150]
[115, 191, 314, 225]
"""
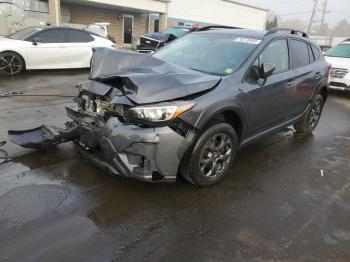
[65, 29, 94, 43]
[291, 39, 310, 68]
[308, 44, 315, 62]
[311, 45, 321, 60]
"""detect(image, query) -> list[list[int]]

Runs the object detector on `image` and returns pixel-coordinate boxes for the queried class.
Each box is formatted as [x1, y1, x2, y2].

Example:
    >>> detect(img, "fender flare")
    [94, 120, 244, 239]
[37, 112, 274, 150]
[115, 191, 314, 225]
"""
[194, 99, 247, 136]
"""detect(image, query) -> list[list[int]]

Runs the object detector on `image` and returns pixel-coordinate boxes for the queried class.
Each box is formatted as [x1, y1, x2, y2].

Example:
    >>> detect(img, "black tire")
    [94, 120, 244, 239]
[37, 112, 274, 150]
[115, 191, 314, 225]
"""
[181, 123, 238, 187]
[294, 94, 324, 134]
[0, 51, 25, 75]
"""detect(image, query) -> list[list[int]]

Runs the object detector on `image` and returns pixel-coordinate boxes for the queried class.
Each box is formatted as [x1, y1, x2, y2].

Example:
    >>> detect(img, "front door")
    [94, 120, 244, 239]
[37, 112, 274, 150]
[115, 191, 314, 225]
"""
[25, 28, 69, 69]
[245, 38, 294, 136]
[123, 15, 134, 45]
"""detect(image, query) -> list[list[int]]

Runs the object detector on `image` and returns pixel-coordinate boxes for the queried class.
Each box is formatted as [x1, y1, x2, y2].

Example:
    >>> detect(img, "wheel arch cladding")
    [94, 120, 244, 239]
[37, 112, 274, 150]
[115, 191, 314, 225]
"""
[0, 50, 26, 69]
[200, 109, 243, 141]
[320, 86, 328, 102]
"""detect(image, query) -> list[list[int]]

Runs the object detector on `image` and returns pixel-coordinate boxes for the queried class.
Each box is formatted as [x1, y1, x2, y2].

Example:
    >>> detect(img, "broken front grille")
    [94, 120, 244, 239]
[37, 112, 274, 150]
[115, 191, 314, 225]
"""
[330, 67, 349, 78]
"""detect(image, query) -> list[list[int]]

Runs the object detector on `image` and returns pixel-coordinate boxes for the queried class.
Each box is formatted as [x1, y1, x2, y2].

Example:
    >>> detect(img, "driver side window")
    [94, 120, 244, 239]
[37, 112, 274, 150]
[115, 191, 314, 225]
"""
[248, 39, 289, 80]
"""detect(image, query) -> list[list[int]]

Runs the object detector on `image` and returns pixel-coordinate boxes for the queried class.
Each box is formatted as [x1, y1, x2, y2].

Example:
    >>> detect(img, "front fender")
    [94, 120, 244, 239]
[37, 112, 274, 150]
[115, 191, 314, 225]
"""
[195, 99, 246, 129]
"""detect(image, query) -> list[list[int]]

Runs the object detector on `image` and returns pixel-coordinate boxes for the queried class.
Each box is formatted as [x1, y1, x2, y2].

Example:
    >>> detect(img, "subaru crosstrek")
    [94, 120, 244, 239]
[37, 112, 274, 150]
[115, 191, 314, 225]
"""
[9, 28, 329, 187]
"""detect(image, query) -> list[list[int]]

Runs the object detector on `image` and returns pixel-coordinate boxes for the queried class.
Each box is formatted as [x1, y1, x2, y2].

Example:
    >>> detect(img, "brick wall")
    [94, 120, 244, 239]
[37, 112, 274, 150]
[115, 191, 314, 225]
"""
[63, 4, 149, 47]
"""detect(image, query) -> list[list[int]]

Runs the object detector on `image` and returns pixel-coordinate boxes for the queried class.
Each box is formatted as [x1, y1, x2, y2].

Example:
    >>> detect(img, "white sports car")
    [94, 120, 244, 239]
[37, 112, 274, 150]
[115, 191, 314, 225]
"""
[0, 26, 116, 75]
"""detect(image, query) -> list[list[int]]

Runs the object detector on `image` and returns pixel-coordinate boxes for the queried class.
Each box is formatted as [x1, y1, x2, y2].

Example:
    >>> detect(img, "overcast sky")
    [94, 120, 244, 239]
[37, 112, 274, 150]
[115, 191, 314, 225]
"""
[243, 0, 350, 27]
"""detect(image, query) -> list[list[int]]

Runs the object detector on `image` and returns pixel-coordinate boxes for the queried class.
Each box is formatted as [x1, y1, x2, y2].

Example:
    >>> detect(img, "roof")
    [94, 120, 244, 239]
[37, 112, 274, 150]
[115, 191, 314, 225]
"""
[195, 28, 313, 42]
[195, 29, 267, 39]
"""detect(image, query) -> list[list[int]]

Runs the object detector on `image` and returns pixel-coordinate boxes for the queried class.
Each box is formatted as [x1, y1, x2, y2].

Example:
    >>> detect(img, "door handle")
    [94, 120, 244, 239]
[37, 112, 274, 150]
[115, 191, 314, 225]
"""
[315, 72, 322, 79]
[286, 79, 295, 88]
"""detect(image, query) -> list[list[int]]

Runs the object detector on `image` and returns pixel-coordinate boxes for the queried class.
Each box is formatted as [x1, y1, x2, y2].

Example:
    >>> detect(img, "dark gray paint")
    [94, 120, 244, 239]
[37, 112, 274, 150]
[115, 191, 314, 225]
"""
[8, 30, 329, 182]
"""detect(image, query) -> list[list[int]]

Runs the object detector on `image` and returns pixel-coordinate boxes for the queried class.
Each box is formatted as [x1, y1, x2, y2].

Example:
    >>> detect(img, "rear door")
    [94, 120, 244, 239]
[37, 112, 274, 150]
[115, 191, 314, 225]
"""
[245, 38, 294, 135]
[287, 39, 318, 116]
[64, 29, 95, 68]
[25, 28, 69, 69]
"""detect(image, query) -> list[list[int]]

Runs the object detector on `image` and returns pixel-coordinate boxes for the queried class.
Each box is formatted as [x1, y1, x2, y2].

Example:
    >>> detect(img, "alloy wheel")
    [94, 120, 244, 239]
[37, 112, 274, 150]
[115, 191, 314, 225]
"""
[308, 100, 322, 129]
[199, 133, 233, 179]
[0, 54, 22, 75]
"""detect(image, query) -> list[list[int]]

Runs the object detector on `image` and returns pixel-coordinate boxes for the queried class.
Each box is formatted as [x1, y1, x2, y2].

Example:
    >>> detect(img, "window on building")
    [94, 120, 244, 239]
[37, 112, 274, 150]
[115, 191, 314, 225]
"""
[290, 39, 310, 68]
[178, 22, 185, 26]
[154, 19, 159, 32]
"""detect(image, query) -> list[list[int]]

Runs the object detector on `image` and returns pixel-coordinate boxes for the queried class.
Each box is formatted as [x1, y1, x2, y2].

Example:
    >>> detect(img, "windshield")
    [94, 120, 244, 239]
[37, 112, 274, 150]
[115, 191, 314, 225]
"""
[162, 27, 190, 38]
[325, 43, 350, 58]
[6, 27, 43, 40]
[153, 33, 261, 76]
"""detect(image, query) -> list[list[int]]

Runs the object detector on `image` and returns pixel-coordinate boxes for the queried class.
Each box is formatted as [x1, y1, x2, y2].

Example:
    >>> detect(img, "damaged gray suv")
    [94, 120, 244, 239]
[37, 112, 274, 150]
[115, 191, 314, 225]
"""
[9, 28, 329, 187]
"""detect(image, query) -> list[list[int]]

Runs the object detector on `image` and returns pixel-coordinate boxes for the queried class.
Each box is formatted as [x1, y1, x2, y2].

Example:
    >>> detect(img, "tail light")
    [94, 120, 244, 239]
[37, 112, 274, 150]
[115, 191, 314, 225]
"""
[327, 63, 332, 75]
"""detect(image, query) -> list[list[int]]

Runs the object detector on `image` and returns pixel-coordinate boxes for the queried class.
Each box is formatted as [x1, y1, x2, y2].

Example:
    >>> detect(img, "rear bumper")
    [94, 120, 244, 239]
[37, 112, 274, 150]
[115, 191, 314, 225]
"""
[66, 107, 192, 183]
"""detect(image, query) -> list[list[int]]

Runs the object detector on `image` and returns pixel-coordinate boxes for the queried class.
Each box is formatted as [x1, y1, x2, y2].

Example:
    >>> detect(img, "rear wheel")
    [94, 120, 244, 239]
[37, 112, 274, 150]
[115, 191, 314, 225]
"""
[181, 123, 238, 187]
[0, 52, 25, 75]
[294, 94, 324, 134]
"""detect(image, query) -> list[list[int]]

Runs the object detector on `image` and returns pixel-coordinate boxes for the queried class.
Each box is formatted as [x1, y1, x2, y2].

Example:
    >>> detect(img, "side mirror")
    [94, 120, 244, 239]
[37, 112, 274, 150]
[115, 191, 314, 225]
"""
[260, 63, 276, 79]
[32, 37, 42, 46]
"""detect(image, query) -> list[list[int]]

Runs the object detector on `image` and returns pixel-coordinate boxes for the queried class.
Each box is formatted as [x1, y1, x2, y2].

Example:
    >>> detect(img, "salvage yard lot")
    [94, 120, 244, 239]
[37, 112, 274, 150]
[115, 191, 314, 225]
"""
[1, 70, 350, 261]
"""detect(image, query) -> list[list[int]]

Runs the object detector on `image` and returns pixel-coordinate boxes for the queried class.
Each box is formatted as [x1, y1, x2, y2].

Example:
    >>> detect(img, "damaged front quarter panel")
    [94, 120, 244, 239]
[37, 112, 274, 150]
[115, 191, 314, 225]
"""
[7, 48, 217, 183]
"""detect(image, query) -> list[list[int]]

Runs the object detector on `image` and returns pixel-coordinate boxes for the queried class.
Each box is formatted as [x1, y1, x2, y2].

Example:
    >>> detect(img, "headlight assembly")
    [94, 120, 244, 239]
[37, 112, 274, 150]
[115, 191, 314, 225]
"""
[125, 103, 195, 123]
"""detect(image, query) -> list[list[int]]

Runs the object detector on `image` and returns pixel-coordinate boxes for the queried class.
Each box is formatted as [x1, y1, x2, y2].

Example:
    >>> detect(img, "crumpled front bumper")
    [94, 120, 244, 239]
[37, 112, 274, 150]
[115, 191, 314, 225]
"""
[8, 107, 194, 182]
[66, 107, 192, 182]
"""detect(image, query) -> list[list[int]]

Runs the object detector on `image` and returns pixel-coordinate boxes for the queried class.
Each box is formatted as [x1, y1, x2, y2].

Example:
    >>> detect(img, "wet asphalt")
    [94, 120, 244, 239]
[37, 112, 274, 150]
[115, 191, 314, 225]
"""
[0, 70, 350, 262]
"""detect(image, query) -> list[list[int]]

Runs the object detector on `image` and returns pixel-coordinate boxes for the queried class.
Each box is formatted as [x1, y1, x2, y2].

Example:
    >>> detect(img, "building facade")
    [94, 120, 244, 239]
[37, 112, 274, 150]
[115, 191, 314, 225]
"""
[0, 0, 268, 47]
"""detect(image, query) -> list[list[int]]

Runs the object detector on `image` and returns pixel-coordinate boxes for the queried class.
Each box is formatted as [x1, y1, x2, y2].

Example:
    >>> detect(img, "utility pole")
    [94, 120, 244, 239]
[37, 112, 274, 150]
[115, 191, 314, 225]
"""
[320, 0, 328, 35]
[307, 0, 319, 34]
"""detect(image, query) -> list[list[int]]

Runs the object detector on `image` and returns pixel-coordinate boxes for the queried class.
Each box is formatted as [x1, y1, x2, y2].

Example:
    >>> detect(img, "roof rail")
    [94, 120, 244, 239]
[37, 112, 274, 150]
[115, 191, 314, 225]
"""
[265, 28, 309, 38]
[196, 25, 241, 32]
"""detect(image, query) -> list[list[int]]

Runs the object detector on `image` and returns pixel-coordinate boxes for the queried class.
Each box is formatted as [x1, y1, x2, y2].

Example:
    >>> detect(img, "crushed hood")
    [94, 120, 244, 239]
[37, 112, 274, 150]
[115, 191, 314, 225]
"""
[89, 48, 221, 104]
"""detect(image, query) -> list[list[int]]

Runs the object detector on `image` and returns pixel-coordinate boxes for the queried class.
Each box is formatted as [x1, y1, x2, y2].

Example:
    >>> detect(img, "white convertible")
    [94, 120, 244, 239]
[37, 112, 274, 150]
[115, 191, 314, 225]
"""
[0, 27, 116, 75]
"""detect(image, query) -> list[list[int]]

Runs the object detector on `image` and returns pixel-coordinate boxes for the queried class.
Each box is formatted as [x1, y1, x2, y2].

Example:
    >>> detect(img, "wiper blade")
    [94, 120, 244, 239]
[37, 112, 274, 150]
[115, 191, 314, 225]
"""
[189, 68, 223, 76]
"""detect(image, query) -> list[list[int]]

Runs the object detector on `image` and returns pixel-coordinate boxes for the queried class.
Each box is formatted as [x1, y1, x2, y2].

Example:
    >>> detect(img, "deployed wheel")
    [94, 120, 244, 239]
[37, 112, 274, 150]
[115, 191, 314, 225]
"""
[0, 52, 25, 75]
[181, 123, 238, 187]
[294, 94, 324, 134]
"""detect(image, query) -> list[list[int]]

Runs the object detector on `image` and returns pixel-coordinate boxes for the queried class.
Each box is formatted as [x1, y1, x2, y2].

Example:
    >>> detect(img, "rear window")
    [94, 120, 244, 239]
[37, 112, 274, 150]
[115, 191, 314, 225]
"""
[290, 39, 310, 68]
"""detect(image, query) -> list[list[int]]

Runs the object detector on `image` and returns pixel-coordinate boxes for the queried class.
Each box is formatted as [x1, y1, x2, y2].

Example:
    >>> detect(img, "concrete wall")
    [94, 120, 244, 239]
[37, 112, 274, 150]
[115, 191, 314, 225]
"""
[168, 0, 267, 30]
[68, 0, 167, 13]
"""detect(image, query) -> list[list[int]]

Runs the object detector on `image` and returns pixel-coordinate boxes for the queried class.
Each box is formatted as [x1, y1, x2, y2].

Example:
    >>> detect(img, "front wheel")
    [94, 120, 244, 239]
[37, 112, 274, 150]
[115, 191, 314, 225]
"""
[0, 51, 25, 75]
[181, 123, 238, 187]
[294, 94, 324, 134]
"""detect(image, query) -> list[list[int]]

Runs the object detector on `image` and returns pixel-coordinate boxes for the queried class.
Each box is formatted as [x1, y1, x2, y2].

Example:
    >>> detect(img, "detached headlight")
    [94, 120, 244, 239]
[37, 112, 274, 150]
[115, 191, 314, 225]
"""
[125, 103, 195, 122]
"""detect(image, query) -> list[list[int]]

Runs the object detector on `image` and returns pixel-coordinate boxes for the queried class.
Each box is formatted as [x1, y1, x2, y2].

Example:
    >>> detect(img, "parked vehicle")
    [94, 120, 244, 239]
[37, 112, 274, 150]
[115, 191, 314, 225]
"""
[320, 45, 332, 53]
[137, 26, 195, 54]
[137, 25, 239, 54]
[324, 39, 350, 91]
[9, 27, 329, 187]
[0, 26, 116, 75]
